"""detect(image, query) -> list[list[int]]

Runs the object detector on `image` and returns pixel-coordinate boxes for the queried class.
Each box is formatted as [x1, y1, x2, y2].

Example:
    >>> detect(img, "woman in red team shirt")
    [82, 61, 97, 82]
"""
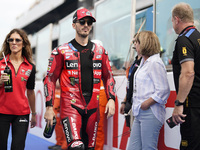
[0, 29, 36, 150]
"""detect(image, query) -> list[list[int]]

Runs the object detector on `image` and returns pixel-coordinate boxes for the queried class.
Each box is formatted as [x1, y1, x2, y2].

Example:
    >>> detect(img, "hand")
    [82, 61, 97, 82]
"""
[0, 72, 9, 84]
[105, 99, 115, 119]
[172, 105, 186, 125]
[44, 106, 55, 126]
[30, 115, 37, 128]
[120, 102, 126, 114]
[141, 98, 156, 110]
[141, 100, 150, 110]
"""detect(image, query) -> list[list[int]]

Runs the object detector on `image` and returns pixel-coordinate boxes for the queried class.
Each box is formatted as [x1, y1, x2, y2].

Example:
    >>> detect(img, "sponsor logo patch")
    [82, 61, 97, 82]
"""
[62, 117, 73, 143]
[44, 84, 49, 97]
[71, 117, 78, 139]
[68, 71, 78, 76]
[93, 60, 102, 70]
[69, 77, 79, 85]
[93, 78, 100, 84]
[182, 47, 187, 56]
[198, 39, 200, 46]
[96, 55, 101, 59]
[94, 71, 101, 76]
[19, 118, 28, 123]
[71, 99, 76, 103]
[181, 140, 188, 147]
[21, 77, 27, 81]
[52, 49, 58, 55]
[91, 122, 98, 146]
[61, 50, 65, 54]
[71, 141, 83, 148]
[65, 60, 78, 70]
[25, 69, 31, 76]
[66, 56, 71, 59]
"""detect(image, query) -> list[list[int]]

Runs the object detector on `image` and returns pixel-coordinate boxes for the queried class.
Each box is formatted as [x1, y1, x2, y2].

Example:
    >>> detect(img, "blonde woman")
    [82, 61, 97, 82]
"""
[127, 31, 170, 150]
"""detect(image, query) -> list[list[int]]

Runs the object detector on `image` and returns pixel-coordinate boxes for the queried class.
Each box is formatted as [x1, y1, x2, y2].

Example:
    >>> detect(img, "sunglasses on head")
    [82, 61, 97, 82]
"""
[7, 38, 23, 43]
[78, 19, 93, 26]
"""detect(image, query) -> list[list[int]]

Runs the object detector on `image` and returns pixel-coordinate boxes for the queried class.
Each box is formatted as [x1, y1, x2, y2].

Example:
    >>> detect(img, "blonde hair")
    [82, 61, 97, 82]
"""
[172, 2, 194, 23]
[135, 31, 160, 57]
[0, 28, 33, 63]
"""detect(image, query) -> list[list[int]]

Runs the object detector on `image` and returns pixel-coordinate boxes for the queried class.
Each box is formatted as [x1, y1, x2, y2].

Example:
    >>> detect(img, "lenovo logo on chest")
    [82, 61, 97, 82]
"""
[93, 60, 102, 70]
[65, 60, 78, 70]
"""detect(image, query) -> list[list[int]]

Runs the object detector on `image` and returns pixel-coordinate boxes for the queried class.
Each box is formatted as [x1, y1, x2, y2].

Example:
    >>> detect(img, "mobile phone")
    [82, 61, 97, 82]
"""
[166, 116, 176, 128]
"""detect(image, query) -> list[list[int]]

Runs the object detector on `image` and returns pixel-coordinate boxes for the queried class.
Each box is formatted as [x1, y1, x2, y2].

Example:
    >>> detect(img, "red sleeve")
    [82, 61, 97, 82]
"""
[101, 48, 116, 101]
[43, 48, 63, 107]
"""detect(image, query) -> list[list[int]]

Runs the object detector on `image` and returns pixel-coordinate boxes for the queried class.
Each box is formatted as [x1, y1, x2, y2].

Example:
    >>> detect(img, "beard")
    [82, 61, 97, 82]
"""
[76, 27, 90, 38]
[78, 32, 88, 38]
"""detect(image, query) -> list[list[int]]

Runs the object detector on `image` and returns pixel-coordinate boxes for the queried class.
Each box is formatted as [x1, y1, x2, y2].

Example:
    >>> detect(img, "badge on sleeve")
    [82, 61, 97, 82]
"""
[198, 39, 200, 46]
[182, 47, 187, 56]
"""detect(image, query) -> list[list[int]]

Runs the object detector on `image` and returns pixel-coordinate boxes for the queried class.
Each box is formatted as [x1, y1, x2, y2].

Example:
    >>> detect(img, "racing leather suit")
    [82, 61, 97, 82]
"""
[44, 41, 116, 149]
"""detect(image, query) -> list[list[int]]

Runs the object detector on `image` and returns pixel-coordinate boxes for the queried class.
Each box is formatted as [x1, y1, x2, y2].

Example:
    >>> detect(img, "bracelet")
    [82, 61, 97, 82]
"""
[121, 102, 126, 105]
[31, 112, 37, 115]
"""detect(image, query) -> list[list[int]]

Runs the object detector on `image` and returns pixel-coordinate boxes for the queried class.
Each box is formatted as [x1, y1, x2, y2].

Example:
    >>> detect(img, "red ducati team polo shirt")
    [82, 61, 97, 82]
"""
[0, 54, 35, 115]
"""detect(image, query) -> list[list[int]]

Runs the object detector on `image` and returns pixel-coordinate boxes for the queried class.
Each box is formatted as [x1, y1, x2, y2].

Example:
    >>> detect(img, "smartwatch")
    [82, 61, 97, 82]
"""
[175, 100, 184, 106]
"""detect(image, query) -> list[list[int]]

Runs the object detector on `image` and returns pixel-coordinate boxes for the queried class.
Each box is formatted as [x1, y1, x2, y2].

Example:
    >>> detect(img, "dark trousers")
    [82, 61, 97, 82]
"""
[180, 107, 200, 150]
[0, 113, 29, 150]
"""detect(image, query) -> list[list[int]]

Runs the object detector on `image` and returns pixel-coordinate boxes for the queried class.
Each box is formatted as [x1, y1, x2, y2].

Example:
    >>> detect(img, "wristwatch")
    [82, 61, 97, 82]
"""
[175, 100, 184, 106]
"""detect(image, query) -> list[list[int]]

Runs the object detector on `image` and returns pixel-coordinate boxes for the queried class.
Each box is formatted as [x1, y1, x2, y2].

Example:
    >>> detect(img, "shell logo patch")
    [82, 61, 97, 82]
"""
[182, 47, 187, 56]
[198, 39, 200, 46]
[181, 140, 188, 147]
[61, 50, 65, 54]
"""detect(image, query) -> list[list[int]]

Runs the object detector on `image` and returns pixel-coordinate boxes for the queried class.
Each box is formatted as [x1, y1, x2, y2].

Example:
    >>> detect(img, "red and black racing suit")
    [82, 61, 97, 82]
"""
[43, 39, 116, 149]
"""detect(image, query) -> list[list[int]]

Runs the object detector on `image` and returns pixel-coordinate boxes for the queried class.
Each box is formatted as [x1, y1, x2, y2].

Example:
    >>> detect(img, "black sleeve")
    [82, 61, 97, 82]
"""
[26, 64, 36, 89]
[176, 36, 194, 64]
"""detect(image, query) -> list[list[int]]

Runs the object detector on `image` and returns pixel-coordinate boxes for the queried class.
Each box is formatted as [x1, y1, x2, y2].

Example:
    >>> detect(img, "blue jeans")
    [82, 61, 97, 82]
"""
[127, 108, 163, 150]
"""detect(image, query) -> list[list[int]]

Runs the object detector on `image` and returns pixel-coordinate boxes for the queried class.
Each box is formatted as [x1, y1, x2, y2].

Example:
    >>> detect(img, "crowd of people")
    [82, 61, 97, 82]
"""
[0, 2, 199, 150]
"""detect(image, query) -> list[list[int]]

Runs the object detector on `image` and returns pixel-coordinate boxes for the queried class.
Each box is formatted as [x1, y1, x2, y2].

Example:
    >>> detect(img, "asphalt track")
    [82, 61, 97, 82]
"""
[7, 131, 54, 150]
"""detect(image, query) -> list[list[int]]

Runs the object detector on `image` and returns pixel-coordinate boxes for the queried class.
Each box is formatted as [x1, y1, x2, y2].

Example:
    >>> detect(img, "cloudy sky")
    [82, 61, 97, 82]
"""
[0, 0, 36, 46]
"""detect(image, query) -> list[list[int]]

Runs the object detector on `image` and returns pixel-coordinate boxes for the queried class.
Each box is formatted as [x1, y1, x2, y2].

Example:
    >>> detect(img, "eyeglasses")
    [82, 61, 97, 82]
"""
[77, 19, 93, 26]
[7, 38, 23, 43]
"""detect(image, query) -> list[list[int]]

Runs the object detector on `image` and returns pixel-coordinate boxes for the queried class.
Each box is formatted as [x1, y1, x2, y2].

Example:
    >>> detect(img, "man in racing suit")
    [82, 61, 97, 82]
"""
[44, 8, 116, 150]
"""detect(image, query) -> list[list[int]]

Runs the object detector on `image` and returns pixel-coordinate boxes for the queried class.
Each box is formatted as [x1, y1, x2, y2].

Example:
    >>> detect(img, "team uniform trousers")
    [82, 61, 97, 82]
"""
[0, 114, 29, 150]
[180, 105, 200, 150]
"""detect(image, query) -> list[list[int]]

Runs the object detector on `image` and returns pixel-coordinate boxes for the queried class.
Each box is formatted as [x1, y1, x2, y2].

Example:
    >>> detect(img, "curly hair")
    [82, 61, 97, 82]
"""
[0, 28, 33, 63]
